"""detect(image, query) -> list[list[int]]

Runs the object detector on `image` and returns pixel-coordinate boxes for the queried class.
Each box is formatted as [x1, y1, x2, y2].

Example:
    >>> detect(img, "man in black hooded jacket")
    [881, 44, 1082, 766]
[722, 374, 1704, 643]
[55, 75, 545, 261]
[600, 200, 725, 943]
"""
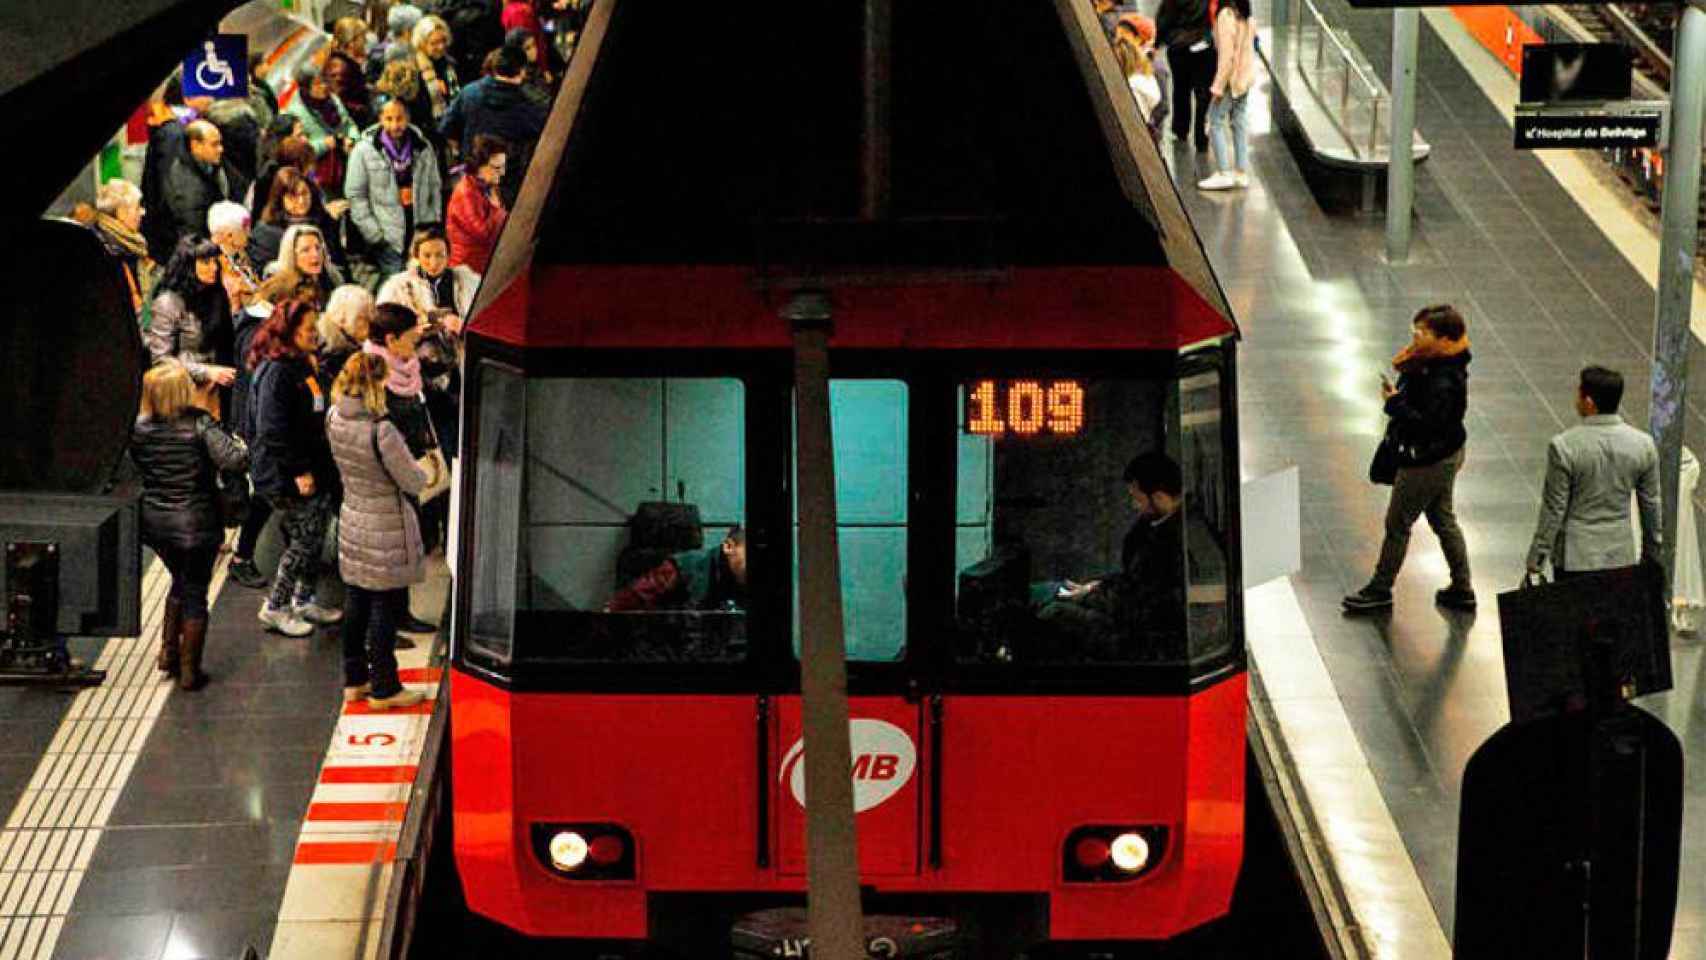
[1345, 304, 1476, 613]
[1156, 0, 1214, 150]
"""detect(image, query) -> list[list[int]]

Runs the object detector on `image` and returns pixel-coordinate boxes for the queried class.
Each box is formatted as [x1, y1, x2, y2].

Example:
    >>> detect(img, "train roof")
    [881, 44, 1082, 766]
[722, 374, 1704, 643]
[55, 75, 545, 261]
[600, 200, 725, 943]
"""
[470, 0, 1237, 353]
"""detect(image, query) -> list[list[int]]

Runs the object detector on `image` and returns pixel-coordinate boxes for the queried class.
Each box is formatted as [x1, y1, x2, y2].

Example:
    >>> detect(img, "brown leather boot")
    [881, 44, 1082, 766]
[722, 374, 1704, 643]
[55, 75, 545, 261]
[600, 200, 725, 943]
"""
[178, 617, 209, 691]
[157, 597, 182, 678]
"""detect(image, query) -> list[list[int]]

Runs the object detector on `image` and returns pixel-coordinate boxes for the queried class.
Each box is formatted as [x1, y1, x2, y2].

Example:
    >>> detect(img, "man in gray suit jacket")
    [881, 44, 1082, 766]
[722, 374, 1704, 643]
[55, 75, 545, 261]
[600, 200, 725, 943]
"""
[1527, 366, 1661, 578]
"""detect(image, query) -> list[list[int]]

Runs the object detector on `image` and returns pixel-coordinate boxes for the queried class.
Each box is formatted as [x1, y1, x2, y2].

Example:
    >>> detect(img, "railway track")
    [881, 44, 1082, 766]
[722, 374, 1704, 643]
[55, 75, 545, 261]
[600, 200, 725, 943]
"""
[1554, 4, 1706, 251]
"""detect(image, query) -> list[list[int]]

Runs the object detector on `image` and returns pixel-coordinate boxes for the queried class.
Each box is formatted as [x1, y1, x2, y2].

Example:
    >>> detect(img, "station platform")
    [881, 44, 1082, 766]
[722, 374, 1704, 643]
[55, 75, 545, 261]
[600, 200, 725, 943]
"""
[1179, 1, 1705, 956]
[0, 540, 445, 960]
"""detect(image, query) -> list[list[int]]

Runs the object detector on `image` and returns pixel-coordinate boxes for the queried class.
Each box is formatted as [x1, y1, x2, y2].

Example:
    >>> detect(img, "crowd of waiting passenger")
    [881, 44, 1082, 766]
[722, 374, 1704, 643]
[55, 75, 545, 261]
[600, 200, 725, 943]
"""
[110, 0, 588, 708]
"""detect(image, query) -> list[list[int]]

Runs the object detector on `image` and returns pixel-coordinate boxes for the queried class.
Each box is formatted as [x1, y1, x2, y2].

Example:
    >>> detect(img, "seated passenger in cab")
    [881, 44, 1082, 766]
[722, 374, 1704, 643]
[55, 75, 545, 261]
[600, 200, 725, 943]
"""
[604, 527, 749, 613]
[1036, 452, 1189, 657]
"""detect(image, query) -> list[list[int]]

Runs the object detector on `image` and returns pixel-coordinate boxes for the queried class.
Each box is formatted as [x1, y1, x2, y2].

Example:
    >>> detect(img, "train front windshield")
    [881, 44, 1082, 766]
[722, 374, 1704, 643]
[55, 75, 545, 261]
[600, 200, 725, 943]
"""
[460, 354, 1238, 686]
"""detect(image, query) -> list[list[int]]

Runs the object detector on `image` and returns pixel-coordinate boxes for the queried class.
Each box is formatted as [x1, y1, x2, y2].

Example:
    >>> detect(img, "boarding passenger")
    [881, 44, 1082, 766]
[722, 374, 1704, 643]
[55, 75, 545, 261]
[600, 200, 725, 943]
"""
[347, 99, 445, 278]
[251, 167, 348, 273]
[285, 62, 361, 198]
[413, 16, 463, 129]
[368, 3, 425, 85]
[91, 179, 156, 316]
[249, 298, 344, 636]
[161, 121, 249, 253]
[606, 528, 750, 613]
[276, 224, 345, 303]
[1198, 0, 1256, 192]
[1344, 304, 1475, 613]
[227, 294, 278, 590]
[1156, 0, 1214, 151]
[147, 237, 238, 418]
[362, 303, 450, 635]
[327, 352, 432, 710]
[379, 225, 474, 464]
[1527, 366, 1662, 580]
[318, 285, 377, 397]
[326, 17, 379, 130]
[446, 134, 509, 273]
[439, 42, 547, 205]
[130, 361, 249, 690]
[208, 201, 260, 312]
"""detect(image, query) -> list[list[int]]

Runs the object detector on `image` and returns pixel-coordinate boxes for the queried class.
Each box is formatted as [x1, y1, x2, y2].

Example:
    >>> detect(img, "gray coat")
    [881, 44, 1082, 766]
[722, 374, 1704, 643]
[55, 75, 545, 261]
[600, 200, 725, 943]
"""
[327, 398, 430, 590]
[146, 291, 222, 384]
[1528, 414, 1662, 573]
[344, 125, 443, 256]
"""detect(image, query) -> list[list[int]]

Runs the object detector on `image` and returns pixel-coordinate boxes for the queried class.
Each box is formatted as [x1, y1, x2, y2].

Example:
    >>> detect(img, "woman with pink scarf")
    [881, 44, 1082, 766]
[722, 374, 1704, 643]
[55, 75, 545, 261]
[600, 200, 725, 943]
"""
[361, 302, 447, 637]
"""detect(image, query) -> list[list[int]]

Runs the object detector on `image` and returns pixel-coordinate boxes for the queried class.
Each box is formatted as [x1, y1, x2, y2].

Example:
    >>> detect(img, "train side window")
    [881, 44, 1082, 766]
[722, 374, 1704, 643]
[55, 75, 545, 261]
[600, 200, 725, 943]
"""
[793, 380, 909, 663]
[1178, 370, 1232, 664]
[468, 360, 526, 664]
[951, 378, 1188, 666]
[516, 377, 749, 663]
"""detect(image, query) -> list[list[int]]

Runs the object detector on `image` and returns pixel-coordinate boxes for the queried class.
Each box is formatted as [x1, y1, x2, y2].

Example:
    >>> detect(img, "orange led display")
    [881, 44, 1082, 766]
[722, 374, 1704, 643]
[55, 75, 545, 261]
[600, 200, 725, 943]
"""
[965, 380, 1085, 437]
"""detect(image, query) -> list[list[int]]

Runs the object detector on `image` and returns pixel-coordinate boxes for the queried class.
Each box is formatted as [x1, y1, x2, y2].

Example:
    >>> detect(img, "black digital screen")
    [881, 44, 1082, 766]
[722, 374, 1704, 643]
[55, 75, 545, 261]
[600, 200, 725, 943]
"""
[1520, 43, 1633, 104]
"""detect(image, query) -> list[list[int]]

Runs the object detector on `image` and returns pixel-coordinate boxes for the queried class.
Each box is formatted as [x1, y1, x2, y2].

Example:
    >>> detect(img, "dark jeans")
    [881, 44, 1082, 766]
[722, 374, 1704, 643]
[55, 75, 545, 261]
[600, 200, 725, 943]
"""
[342, 585, 408, 697]
[1167, 43, 1215, 144]
[158, 543, 219, 618]
[235, 495, 273, 560]
[267, 490, 333, 609]
[1370, 448, 1472, 591]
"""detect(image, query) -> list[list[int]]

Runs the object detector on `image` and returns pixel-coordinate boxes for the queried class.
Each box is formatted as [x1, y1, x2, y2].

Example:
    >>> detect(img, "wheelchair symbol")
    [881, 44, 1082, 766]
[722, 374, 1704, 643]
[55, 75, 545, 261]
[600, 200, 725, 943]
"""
[196, 41, 236, 91]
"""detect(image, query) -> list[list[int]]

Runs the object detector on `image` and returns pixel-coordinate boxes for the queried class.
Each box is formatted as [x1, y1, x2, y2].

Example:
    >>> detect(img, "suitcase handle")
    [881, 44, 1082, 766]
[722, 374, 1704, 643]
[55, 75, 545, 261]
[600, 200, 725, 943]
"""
[1520, 571, 1551, 589]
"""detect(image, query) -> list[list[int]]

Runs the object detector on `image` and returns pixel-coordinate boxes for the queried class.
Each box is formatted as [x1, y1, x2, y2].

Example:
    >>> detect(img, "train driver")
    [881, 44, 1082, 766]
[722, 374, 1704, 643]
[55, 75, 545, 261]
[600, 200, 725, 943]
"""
[1036, 452, 1188, 654]
[604, 527, 749, 613]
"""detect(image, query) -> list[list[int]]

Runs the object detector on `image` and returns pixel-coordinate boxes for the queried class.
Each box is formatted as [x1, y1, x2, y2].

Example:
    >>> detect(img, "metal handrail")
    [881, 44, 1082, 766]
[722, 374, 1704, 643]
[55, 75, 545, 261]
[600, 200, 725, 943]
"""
[1283, 0, 1391, 158]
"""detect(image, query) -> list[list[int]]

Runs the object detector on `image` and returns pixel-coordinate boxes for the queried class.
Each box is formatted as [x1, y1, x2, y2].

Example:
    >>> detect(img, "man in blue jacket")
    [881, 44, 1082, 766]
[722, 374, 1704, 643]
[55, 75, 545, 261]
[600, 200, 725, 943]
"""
[439, 44, 547, 206]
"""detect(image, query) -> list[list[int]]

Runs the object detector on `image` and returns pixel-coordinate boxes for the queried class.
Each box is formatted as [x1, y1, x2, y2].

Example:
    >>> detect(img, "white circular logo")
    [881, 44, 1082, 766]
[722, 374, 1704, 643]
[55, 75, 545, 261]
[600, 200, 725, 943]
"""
[778, 718, 917, 813]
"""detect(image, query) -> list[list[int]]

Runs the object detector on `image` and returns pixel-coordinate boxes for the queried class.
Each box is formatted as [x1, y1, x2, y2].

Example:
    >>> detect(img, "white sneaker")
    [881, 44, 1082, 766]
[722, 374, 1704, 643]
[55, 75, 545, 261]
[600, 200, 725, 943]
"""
[294, 599, 344, 625]
[1197, 172, 1238, 191]
[259, 602, 314, 637]
[1233, 172, 1250, 188]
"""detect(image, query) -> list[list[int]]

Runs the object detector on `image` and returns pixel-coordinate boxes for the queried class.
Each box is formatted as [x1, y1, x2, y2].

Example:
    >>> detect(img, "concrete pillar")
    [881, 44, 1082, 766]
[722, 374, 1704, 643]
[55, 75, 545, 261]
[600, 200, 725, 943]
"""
[1385, 8, 1419, 263]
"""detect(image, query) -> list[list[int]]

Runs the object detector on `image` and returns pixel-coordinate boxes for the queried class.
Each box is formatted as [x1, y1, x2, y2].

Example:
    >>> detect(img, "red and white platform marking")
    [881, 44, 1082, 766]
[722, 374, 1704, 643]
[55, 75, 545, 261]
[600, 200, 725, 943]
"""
[271, 645, 441, 960]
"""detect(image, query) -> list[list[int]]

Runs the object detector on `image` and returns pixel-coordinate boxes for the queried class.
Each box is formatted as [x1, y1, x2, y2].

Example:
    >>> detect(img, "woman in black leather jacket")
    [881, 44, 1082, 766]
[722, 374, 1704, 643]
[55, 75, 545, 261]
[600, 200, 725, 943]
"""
[130, 360, 249, 690]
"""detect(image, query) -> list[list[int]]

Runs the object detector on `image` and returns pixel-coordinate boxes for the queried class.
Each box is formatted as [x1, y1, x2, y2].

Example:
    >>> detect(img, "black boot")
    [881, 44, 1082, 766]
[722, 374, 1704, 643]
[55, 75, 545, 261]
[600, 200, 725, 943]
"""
[158, 597, 182, 678]
[179, 617, 210, 691]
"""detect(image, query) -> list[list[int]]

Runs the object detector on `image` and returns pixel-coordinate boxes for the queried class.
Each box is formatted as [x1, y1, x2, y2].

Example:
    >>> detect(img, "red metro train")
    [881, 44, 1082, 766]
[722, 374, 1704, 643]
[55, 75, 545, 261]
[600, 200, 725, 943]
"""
[449, 0, 1246, 952]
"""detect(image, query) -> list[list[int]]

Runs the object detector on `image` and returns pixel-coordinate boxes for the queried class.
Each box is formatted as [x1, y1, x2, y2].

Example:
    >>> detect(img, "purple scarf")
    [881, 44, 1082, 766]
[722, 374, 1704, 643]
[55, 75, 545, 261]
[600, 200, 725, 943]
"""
[378, 129, 416, 181]
[363, 339, 422, 396]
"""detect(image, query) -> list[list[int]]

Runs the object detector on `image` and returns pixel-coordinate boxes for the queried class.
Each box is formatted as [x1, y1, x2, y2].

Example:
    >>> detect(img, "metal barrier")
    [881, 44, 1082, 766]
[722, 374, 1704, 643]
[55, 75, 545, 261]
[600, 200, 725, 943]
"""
[1274, 0, 1392, 161]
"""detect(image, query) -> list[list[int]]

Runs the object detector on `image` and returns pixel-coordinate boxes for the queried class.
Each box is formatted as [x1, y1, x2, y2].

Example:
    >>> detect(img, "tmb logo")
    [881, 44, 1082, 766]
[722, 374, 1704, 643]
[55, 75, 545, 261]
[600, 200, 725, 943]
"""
[779, 718, 917, 813]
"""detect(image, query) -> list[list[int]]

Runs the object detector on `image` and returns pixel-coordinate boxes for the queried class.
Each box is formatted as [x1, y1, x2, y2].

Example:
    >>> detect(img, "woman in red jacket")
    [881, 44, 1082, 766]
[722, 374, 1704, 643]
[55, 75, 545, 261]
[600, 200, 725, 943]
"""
[445, 134, 509, 273]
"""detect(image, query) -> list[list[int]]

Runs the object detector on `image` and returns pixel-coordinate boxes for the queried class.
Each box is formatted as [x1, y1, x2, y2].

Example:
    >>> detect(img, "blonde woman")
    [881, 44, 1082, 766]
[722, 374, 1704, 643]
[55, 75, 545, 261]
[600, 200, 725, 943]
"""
[269, 223, 345, 306]
[129, 360, 249, 690]
[326, 352, 432, 710]
[412, 15, 460, 123]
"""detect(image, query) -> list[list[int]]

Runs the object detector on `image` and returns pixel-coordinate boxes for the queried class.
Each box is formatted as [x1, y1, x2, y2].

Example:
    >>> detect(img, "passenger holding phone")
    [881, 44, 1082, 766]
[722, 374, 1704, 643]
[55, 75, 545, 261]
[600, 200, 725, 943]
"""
[1344, 305, 1476, 613]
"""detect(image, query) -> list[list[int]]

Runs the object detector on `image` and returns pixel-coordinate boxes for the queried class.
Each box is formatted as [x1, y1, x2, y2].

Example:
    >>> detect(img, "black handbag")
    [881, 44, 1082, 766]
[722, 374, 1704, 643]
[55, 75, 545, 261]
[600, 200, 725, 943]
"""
[214, 469, 252, 528]
[1368, 432, 1398, 485]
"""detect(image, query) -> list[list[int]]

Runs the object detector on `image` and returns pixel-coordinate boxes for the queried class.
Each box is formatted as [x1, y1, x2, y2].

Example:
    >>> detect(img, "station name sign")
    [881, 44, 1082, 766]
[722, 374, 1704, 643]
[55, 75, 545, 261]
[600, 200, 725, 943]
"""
[1514, 113, 1661, 150]
[1513, 102, 1666, 151]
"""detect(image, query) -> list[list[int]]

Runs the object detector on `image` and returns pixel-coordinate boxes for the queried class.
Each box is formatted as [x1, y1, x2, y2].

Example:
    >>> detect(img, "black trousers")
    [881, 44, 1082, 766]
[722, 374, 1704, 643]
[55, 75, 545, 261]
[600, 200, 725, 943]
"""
[235, 496, 273, 560]
[1168, 43, 1215, 145]
[158, 543, 220, 618]
[342, 585, 408, 697]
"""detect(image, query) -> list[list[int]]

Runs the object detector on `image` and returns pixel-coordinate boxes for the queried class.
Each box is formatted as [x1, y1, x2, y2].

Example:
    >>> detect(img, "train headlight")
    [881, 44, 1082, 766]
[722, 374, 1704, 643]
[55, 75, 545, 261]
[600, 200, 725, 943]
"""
[1063, 825, 1167, 883]
[532, 823, 637, 881]
[1109, 832, 1150, 872]
[548, 831, 590, 872]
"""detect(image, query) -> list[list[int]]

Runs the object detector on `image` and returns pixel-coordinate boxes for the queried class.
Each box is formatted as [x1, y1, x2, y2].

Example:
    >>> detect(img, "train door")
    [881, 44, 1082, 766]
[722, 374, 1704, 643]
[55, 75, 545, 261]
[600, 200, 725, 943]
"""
[776, 378, 922, 878]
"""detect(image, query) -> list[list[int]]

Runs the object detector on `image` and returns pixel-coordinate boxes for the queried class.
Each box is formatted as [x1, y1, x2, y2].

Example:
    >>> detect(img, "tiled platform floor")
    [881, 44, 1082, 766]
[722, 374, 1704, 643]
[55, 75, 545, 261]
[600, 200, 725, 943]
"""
[1169, 4, 1705, 953]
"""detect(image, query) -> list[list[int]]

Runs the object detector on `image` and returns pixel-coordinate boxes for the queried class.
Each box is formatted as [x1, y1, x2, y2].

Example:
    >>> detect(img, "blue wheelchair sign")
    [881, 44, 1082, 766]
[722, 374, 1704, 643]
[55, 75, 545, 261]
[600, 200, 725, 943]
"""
[182, 35, 249, 98]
